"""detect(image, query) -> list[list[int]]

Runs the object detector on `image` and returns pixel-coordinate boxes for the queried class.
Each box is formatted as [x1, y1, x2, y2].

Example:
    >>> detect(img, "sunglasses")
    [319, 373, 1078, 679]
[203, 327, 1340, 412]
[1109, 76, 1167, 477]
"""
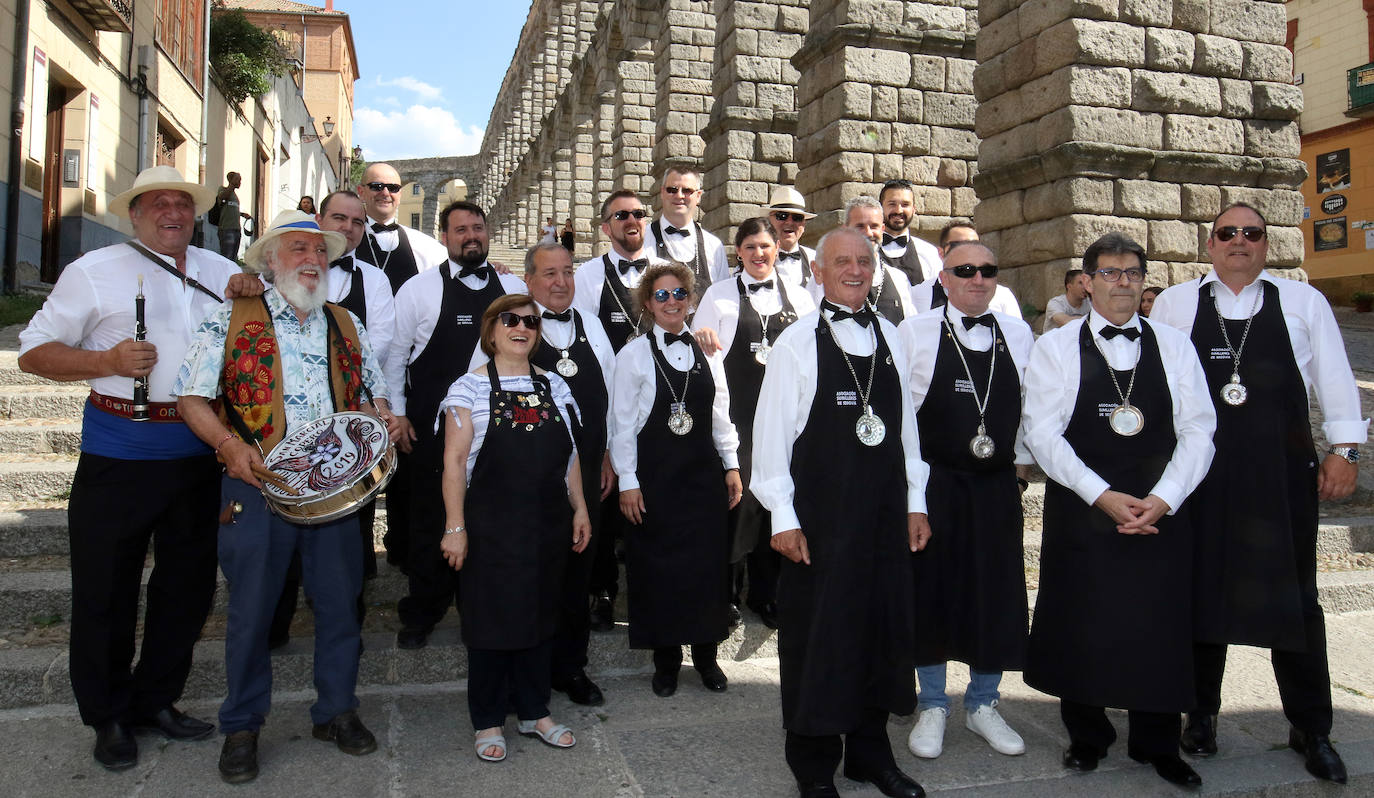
[1213, 225, 1266, 242]
[497, 312, 541, 329]
[772, 211, 807, 223]
[944, 263, 999, 279]
[1091, 267, 1146, 283]
[364, 182, 403, 194]
[663, 185, 698, 196]
[608, 208, 648, 221]
[653, 287, 690, 303]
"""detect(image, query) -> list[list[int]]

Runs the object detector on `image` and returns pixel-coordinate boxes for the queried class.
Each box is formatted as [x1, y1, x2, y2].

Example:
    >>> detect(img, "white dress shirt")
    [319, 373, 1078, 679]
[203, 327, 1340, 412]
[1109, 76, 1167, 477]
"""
[328, 251, 396, 369]
[911, 275, 1023, 319]
[774, 245, 817, 288]
[750, 307, 931, 535]
[880, 232, 943, 282]
[899, 305, 1036, 465]
[644, 218, 730, 285]
[1021, 314, 1217, 513]
[385, 260, 527, 417]
[691, 272, 817, 356]
[1150, 270, 1369, 446]
[572, 249, 665, 321]
[20, 243, 238, 402]
[609, 324, 741, 490]
[363, 216, 449, 277]
[439, 371, 579, 483]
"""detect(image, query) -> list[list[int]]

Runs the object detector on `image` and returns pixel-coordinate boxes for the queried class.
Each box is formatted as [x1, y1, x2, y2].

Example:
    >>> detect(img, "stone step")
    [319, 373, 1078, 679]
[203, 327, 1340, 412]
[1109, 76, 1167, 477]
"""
[0, 351, 61, 388]
[0, 384, 87, 420]
[0, 509, 66, 557]
[0, 420, 82, 454]
[0, 458, 77, 503]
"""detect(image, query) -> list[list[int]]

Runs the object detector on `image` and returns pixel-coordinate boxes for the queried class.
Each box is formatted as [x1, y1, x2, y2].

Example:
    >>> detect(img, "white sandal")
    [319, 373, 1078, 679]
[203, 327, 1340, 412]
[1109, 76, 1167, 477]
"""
[474, 731, 507, 762]
[517, 718, 576, 749]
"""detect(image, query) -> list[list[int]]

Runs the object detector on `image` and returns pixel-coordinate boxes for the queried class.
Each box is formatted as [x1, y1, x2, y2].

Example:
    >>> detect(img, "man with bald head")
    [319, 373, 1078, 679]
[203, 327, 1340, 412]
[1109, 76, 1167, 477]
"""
[355, 162, 449, 295]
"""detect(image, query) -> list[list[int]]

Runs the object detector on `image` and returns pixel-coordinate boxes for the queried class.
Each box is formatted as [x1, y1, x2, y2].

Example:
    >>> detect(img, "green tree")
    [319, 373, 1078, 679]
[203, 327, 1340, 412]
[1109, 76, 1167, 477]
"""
[210, 5, 289, 106]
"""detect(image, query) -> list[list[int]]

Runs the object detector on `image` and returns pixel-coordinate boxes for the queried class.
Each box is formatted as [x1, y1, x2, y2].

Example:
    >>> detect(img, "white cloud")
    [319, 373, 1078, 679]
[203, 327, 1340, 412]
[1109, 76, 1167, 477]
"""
[374, 75, 444, 101]
[354, 105, 485, 159]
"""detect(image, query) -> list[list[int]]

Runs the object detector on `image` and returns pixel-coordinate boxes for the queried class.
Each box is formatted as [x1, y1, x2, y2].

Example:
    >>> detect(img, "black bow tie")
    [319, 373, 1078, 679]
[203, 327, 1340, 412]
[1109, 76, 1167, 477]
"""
[542, 309, 572, 322]
[331, 256, 354, 272]
[882, 233, 908, 247]
[371, 222, 399, 233]
[962, 314, 994, 330]
[618, 258, 647, 274]
[457, 264, 493, 280]
[777, 250, 802, 262]
[664, 330, 694, 347]
[823, 301, 873, 328]
[747, 279, 774, 293]
[1100, 325, 1141, 342]
[664, 224, 690, 237]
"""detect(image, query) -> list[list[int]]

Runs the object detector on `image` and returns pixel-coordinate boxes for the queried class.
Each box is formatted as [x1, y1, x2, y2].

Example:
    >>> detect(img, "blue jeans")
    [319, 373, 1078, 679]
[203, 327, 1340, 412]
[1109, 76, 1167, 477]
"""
[916, 664, 1002, 713]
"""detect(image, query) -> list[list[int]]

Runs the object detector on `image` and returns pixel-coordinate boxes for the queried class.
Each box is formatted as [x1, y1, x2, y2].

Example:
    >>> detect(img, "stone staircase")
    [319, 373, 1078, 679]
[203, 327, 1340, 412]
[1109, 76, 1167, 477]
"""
[3, 319, 1374, 714]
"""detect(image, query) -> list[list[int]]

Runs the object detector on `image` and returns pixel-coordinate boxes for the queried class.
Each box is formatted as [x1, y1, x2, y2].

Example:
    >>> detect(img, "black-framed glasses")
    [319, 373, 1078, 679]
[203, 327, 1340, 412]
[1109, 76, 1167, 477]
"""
[944, 263, 999, 279]
[608, 208, 648, 221]
[1213, 225, 1265, 242]
[497, 312, 541, 329]
[663, 185, 698, 196]
[772, 211, 806, 223]
[364, 182, 403, 194]
[1091, 267, 1146, 283]
[652, 287, 690, 303]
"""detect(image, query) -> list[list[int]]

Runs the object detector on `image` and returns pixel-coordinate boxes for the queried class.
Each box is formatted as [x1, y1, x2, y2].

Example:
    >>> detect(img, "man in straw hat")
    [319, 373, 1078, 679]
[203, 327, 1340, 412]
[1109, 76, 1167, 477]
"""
[764, 185, 818, 290]
[19, 165, 260, 772]
[174, 210, 398, 784]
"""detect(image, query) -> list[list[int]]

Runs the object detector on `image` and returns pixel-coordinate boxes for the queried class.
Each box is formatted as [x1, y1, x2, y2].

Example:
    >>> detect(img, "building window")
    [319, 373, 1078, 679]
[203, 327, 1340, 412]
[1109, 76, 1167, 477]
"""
[156, 121, 183, 168]
[156, 0, 206, 86]
[410, 213, 420, 228]
[412, 184, 420, 195]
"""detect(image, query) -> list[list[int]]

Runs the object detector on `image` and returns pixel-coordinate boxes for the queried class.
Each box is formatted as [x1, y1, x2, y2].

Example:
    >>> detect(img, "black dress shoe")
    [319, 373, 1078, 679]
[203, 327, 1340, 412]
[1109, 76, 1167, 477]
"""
[553, 672, 605, 706]
[129, 707, 215, 741]
[1130, 752, 1202, 787]
[1180, 712, 1217, 756]
[396, 626, 430, 650]
[842, 765, 925, 798]
[727, 603, 743, 628]
[697, 662, 728, 692]
[1062, 742, 1102, 771]
[93, 720, 138, 771]
[1289, 728, 1348, 783]
[590, 594, 614, 632]
[219, 730, 259, 784]
[651, 669, 678, 697]
[796, 780, 840, 798]
[756, 602, 778, 629]
[312, 709, 377, 756]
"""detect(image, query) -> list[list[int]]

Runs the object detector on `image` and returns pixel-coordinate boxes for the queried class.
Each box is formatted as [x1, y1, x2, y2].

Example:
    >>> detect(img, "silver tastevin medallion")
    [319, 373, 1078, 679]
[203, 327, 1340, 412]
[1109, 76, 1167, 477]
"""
[555, 352, 579, 378]
[1109, 404, 1146, 437]
[1213, 284, 1261, 409]
[754, 341, 771, 366]
[668, 403, 694, 436]
[944, 310, 1001, 461]
[649, 337, 696, 437]
[970, 423, 996, 459]
[1221, 372, 1247, 406]
[856, 405, 886, 447]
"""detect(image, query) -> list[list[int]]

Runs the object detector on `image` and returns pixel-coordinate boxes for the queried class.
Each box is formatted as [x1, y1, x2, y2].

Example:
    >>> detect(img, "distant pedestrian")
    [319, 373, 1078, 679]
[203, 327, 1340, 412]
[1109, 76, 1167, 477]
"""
[560, 219, 574, 252]
[1138, 285, 1163, 317]
[540, 216, 558, 245]
[209, 171, 252, 260]
[296, 195, 316, 214]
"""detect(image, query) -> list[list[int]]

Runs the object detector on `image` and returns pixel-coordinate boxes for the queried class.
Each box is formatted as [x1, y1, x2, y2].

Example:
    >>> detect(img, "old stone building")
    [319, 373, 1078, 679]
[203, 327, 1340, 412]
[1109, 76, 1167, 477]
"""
[471, 0, 1305, 310]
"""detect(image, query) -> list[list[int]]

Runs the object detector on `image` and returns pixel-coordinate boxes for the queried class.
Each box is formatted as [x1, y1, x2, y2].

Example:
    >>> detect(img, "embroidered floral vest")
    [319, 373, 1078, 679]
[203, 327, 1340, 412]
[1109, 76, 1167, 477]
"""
[218, 297, 366, 454]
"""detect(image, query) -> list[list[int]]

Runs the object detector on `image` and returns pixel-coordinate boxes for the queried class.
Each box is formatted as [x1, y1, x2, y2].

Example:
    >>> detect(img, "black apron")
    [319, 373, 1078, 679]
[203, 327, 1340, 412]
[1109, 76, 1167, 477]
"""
[912, 316, 1027, 671]
[651, 218, 712, 303]
[722, 277, 799, 562]
[459, 363, 574, 649]
[624, 334, 730, 649]
[1026, 321, 1193, 712]
[880, 242, 924, 286]
[780, 319, 915, 735]
[336, 259, 368, 326]
[598, 255, 639, 352]
[357, 226, 420, 296]
[1189, 280, 1317, 651]
[869, 267, 908, 325]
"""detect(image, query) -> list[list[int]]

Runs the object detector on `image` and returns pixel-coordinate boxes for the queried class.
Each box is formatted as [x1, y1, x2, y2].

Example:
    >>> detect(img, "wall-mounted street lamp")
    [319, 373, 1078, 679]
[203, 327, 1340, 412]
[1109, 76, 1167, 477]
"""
[301, 116, 334, 144]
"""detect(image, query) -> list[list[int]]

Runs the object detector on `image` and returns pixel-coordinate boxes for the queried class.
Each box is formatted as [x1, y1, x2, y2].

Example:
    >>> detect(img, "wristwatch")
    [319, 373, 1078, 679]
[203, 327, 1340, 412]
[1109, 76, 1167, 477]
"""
[1329, 446, 1361, 464]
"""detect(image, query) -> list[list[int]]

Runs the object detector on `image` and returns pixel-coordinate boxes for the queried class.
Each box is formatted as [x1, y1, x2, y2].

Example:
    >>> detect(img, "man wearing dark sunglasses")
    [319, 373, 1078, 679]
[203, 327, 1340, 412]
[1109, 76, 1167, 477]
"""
[877, 179, 943, 286]
[1152, 203, 1364, 784]
[644, 166, 729, 300]
[354, 163, 449, 296]
[911, 225, 1023, 318]
[764, 186, 818, 288]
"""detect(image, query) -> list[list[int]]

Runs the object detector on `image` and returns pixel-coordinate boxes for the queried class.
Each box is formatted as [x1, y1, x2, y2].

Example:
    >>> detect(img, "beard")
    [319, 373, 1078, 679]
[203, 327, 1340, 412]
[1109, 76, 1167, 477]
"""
[453, 240, 489, 268]
[274, 264, 329, 313]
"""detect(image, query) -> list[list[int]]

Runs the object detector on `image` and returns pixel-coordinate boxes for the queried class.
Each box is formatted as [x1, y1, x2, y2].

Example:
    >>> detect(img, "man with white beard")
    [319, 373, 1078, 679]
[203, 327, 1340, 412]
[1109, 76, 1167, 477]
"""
[175, 211, 398, 784]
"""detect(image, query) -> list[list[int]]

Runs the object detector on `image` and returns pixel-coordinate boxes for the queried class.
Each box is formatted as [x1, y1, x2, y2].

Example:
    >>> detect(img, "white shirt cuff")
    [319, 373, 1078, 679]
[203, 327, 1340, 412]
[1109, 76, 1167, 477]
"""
[770, 506, 802, 536]
[1149, 478, 1185, 517]
[619, 472, 640, 491]
[907, 487, 928, 515]
[1323, 420, 1370, 447]
[1072, 472, 1111, 508]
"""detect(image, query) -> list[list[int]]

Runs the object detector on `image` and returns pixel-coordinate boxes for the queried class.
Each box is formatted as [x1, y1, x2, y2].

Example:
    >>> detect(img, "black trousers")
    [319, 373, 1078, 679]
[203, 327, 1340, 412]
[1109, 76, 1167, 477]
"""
[467, 638, 554, 730]
[1060, 699, 1179, 758]
[552, 531, 597, 680]
[653, 642, 719, 673]
[397, 458, 458, 631]
[67, 452, 220, 726]
[784, 707, 896, 783]
[588, 493, 622, 600]
[1192, 610, 1333, 734]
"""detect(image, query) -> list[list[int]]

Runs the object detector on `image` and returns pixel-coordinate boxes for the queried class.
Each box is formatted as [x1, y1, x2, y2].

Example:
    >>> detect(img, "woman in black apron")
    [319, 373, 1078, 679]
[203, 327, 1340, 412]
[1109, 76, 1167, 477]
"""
[692, 218, 815, 628]
[437, 294, 591, 763]
[610, 263, 743, 697]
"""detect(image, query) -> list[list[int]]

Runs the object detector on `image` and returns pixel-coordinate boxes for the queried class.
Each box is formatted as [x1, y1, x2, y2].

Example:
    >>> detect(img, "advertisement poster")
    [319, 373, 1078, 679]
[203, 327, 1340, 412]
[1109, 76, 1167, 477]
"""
[1316, 149, 1351, 194]
[1315, 216, 1347, 251]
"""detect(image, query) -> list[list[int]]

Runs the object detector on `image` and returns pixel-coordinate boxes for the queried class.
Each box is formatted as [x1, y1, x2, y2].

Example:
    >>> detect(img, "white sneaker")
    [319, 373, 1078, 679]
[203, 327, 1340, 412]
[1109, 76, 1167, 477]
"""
[966, 703, 1025, 755]
[907, 708, 947, 758]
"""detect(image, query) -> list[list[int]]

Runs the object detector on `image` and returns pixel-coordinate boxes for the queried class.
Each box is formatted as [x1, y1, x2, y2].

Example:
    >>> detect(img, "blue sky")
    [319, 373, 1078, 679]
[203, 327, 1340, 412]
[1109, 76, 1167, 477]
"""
[341, 2, 531, 161]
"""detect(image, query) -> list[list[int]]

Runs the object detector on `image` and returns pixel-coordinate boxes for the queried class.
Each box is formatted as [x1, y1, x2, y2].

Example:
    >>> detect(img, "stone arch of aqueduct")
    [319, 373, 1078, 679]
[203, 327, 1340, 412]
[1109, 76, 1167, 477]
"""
[462, 0, 1303, 308]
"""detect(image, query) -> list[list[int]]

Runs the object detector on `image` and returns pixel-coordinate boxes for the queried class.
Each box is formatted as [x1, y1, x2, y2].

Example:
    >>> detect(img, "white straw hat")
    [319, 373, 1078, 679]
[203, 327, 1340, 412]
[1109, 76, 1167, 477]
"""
[242, 211, 347, 273]
[109, 165, 218, 218]
[763, 186, 817, 219]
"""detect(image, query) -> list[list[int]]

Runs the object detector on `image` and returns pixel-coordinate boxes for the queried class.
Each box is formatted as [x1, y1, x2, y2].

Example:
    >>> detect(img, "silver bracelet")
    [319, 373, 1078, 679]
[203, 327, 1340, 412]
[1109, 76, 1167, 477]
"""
[443, 525, 466, 536]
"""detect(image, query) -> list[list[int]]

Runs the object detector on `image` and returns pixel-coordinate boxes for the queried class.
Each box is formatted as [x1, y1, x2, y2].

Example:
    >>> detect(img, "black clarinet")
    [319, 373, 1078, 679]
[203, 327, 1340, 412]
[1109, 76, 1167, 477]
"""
[132, 275, 150, 422]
